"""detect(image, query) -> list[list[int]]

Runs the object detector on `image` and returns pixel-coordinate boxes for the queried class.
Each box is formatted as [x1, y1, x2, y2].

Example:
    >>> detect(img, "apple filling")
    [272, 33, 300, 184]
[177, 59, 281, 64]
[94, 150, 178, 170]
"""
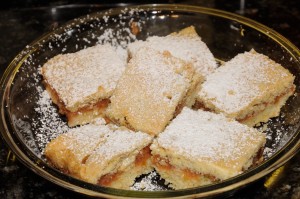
[97, 145, 152, 186]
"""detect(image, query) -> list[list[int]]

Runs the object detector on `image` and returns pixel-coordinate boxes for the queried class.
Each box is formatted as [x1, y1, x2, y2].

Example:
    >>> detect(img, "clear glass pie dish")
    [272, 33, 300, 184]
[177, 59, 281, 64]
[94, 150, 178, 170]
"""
[1, 4, 300, 198]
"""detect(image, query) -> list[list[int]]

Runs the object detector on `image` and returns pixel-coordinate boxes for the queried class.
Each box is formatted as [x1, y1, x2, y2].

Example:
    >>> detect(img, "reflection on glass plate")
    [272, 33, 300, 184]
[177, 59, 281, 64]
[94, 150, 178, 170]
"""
[1, 4, 300, 198]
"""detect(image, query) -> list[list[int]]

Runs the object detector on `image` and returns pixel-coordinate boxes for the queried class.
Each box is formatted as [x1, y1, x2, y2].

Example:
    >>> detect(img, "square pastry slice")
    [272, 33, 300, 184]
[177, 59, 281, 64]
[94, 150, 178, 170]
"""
[41, 44, 127, 126]
[151, 107, 266, 189]
[45, 120, 153, 189]
[44, 119, 109, 178]
[106, 47, 204, 135]
[128, 26, 218, 77]
[196, 49, 295, 126]
[79, 126, 153, 189]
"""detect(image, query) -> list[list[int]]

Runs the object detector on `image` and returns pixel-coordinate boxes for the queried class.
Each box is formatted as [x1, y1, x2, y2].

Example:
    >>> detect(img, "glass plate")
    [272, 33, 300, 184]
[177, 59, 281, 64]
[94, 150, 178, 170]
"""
[1, 4, 300, 198]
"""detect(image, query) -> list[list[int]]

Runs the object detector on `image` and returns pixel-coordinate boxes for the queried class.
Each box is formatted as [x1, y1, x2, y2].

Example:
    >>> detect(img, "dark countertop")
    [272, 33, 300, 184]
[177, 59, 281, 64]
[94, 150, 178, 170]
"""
[0, 1, 299, 198]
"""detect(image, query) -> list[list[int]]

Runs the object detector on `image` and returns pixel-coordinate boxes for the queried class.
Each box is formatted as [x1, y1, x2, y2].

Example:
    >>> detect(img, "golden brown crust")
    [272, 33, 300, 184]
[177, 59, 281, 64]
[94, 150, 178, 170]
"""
[44, 123, 108, 178]
[45, 123, 153, 189]
[197, 50, 296, 126]
[152, 154, 217, 189]
[106, 47, 204, 135]
[150, 108, 266, 189]
[79, 126, 153, 187]
[41, 44, 126, 126]
[128, 26, 217, 77]
[43, 80, 110, 127]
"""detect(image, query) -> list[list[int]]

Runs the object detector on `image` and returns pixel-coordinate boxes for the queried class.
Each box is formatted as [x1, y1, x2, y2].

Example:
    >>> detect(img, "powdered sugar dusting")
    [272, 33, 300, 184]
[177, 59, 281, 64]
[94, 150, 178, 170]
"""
[128, 26, 217, 77]
[97, 8, 145, 49]
[98, 27, 137, 49]
[32, 88, 69, 153]
[42, 44, 127, 112]
[156, 108, 266, 164]
[56, 124, 111, 160]
[198, 50, 295, 114]
[88, 128, 152, 164]
[108, 47, 195, 134]
[262, 115, 295, 158]
[131, 171, 167, 191]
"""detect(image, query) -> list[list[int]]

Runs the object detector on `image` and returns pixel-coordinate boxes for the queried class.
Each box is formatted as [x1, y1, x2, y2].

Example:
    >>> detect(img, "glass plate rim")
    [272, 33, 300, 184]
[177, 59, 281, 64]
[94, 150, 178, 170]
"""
[1, 3, 300, 198]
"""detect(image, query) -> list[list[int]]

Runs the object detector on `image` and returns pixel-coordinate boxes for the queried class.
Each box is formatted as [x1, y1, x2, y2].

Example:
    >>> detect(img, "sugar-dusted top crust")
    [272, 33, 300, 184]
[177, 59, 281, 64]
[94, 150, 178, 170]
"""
[44, 122, 110, 176]
[106, 47, 201, 135]
[151, 107, 266, 180]
[128, 26, 217, 77]
[41, 44, 127, 112]
[57, 122, 109, 156]
[80, 127, 153, 184]
[197, 49, 295, 117]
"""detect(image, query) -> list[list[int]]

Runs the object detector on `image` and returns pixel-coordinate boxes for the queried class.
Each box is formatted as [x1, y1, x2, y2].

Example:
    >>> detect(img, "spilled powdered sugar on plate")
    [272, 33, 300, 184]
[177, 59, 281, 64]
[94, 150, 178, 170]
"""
[131, 171, 168, 191]
[32, 87, 69, 154]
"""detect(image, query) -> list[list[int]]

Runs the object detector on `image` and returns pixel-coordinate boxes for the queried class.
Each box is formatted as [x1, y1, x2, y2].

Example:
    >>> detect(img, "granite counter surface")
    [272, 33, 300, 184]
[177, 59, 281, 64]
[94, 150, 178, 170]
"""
[0, 0, 299, 198]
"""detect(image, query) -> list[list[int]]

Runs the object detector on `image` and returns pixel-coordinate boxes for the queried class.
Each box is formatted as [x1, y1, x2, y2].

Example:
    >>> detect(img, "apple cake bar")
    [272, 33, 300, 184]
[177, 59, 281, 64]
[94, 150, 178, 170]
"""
[45, 121, 153, 189]
[41, 44, 127, 127]
[196, 49, 295, 126]
[106, 47, 204, 135]
[44, 119, 108, 178]
[151, 107, 266, 189]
